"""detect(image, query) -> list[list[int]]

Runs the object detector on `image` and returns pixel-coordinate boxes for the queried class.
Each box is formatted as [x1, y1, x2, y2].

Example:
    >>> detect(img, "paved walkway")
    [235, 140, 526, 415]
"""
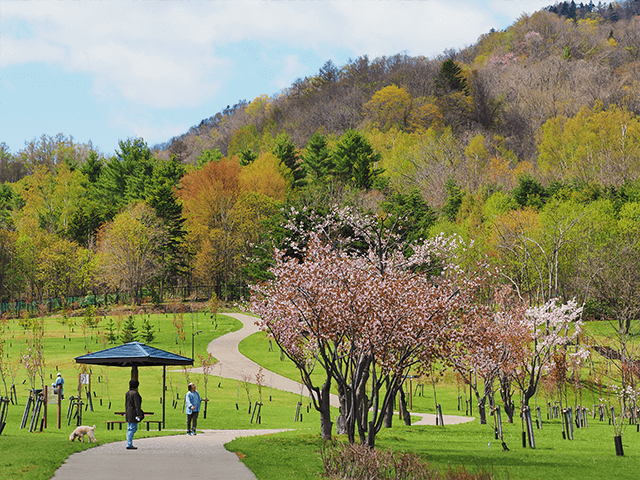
[51, 429, 286, 480]
[51, 312, 473, 479]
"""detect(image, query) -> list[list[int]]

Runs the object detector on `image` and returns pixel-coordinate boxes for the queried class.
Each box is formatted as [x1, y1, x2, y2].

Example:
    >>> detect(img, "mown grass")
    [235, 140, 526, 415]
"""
[3, 313, 640, 480]
[235, 323, 640, 479]
[0, 312, 329, 480]
[228, 414, 640, 480]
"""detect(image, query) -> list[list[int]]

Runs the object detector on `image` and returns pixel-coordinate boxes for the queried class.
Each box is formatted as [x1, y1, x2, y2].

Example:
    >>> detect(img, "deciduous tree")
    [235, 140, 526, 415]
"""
[97, 202, 167, 305]
[251, 209, 480, 447]
[362, 84, 412, 131]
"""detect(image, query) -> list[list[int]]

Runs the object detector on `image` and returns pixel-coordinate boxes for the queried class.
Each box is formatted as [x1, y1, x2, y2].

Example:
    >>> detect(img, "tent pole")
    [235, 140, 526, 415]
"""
[163, 366, 166, 429]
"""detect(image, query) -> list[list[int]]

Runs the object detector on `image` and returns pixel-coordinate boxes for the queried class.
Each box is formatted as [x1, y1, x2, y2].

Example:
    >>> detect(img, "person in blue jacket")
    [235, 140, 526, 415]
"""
[54, 373, 64, 399]
[185, 382, 201, 435]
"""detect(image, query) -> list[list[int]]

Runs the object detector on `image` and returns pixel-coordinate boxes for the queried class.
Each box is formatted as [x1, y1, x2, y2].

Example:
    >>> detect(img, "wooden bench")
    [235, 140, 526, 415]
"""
[143, 420, 162, 431]
[105, 420, 126, 430]
[105, 420, 163, 431]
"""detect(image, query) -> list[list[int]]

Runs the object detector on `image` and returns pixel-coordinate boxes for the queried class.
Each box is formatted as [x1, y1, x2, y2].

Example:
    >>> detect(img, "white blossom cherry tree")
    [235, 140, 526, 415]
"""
[511, 298, 584, 408]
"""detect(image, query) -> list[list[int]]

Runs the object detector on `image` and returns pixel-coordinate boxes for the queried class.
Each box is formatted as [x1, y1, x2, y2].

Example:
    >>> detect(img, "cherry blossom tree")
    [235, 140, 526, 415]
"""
[251, 208, 481, 447]
[448, 285, 525, 425]
[510, 298, 584, 408]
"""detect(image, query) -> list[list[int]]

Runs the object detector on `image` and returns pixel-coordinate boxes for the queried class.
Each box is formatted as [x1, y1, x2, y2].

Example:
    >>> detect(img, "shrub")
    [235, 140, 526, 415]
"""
[320, 441, 498, 480]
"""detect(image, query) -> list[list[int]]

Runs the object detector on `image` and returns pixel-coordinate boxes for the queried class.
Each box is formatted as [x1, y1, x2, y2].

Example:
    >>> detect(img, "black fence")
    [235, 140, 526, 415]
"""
[0, 283, 249, 317]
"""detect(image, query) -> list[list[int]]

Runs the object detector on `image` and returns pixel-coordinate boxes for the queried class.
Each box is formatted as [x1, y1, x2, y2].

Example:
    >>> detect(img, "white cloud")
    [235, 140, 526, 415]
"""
[108, 106, 189, 146]
[0, 0, 550, 151]
[1, 0, 524, 108]
[488, 0, 550, 23]
[271, 54, 307, 90]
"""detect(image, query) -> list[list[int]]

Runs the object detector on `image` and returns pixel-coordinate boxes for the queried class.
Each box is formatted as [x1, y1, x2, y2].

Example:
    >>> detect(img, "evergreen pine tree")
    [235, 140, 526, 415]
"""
[105, 319, 117, 344]
[435, 59, 468, 95]
[301, 131, 332, 183]
[120, 315, 138, 343]
[141, 317, 155, 344]
[273, 132, 306, 188]
[331, 130, 383, 190]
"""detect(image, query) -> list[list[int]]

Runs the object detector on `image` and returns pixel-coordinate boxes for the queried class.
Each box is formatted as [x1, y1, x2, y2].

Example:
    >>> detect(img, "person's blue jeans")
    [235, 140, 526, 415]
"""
[126, 422, 138, 447]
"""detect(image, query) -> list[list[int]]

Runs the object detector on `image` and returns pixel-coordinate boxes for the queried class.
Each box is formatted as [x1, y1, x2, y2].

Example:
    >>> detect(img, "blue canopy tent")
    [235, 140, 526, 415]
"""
[75, 342, 193, 427]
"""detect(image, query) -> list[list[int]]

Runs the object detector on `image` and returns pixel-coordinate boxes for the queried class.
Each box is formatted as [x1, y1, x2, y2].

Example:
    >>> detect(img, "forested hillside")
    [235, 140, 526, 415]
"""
[0, 1, 639, 319]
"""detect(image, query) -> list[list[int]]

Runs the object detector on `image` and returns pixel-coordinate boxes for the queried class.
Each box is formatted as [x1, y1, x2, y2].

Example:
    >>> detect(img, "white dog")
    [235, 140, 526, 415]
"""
[69, 425, 98, 443]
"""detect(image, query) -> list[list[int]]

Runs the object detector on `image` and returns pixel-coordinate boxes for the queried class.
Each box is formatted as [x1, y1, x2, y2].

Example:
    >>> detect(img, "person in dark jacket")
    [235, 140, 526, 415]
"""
[125, 378, 143, 450]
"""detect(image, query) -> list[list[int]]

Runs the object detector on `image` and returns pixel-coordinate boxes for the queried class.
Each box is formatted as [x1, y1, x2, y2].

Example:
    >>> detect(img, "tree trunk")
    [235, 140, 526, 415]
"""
[319, 407, 333, 440]
[357, 392, 368, 445]
[366, 419, 376, 448]
[337, 386, 356, 444]
[478, 398, 487, 425]
[319, 380, 333, 440]
[500, 375, 515, 423]
[336, 385, 349, 436]
[354, 360, 370, 445]
[399, 386, 411, 426]
[383, 390, 395, 428]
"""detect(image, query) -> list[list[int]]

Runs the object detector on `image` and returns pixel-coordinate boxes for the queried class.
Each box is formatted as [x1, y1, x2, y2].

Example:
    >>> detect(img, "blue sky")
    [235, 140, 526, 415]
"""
[1, 0, 553, 157]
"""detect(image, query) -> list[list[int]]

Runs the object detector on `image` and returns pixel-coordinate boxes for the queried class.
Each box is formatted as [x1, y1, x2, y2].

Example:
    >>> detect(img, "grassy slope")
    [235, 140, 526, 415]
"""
[228, 419, 640, 480]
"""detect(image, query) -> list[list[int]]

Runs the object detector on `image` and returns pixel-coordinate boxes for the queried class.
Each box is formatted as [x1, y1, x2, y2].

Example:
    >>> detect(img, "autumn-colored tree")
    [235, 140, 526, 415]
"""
[180, 156, 282, 297]
[407, 97, 444, 132]
[238, 152, 287, 200]
[179, 158, 241, 294]
[97, 202, 167, 305]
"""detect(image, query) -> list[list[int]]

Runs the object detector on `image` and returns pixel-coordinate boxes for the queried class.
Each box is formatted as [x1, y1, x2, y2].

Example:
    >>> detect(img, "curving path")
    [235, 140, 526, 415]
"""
[191, 312, 327, 404]
[196, 313, 474, 427]
[51, 312, 473, 480]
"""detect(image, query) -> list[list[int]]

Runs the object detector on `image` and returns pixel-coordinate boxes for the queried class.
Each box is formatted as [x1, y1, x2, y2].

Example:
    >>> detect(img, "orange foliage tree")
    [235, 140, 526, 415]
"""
[178, 157, 283, 298]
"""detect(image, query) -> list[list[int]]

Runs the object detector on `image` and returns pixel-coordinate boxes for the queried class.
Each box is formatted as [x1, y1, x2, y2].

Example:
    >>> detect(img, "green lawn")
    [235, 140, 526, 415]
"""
[2, 314, 640, 480]
[229, 415, 640, 480]
[0, 311, 328, 480]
